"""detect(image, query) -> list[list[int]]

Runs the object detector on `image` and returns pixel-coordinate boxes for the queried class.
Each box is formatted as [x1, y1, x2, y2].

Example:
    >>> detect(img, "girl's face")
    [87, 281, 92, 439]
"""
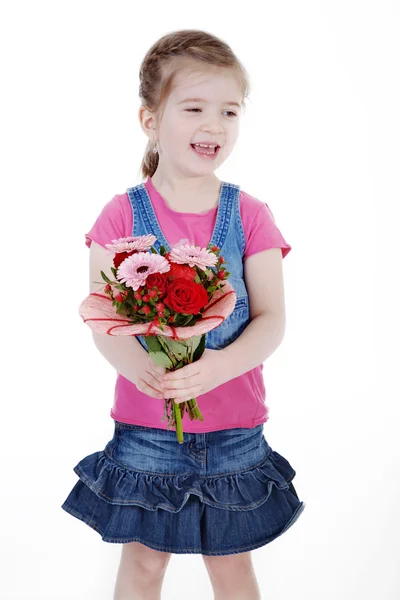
[153, 65, 243, 177]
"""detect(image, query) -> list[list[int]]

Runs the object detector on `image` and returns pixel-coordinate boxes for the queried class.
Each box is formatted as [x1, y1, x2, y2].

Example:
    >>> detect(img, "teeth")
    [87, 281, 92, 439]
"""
[194, 143, 217, 148]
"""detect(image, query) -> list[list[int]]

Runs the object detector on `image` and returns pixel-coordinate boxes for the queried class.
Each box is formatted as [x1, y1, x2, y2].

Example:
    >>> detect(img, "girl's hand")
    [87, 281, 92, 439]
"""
[161, 349, 232, 403]
[135, 353, 166, 400]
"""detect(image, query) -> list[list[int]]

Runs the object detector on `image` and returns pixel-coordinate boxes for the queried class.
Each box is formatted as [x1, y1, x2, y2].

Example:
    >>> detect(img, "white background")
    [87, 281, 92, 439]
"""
[1, 1, 399, 598]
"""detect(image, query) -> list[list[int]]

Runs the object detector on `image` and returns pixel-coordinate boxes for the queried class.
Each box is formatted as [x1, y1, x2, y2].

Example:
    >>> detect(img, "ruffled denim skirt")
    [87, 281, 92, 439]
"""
[61, 421, 305, 556]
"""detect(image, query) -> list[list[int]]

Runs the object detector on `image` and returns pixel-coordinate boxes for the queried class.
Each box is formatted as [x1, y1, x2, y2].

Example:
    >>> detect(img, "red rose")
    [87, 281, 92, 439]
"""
[146, 273, 168, 298]
[113, 250, 136, 269]
[164, 277, 209, 315]
[167, 262, 197, 282]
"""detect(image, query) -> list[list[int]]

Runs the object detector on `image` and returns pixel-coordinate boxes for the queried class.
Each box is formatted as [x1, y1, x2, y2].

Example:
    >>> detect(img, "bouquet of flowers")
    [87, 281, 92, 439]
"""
[79, 235, 237, 443]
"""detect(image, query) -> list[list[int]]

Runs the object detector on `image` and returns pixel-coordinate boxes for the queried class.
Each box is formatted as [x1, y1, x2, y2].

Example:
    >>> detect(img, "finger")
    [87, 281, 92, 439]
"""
[150, 364, 166, 379]
[139, 377, 164, 399]
[163, 366, 200, 382]
[145, 371, 165, 392]
[164, 384, 201, 401]
[151, 363, 166, 375]
[162, 378, 184, 392]
[149, 373, 164, 385]
[162, 376, 198, 392]
[146, 365, 165, 383]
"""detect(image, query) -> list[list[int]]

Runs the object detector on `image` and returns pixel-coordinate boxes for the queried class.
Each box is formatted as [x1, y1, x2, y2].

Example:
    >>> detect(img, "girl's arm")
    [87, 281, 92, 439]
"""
[221, 248, 287, 379]
[89, 240, 148, 386]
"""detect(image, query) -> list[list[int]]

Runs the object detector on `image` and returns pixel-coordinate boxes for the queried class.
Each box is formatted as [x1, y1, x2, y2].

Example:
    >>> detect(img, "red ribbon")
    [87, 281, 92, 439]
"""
[145, 320, 159, 336]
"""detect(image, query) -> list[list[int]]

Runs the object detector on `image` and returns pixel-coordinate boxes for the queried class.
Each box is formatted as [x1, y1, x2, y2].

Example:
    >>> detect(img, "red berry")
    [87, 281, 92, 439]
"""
[148, 289, 158, 298]
[134, 292, 142, 300]
[115, 293, 124, 302]
[142, 305, 151, 315]
[211, 245, 219, 252]
[155, 302, 165, 312]
[105, 284, 111, 292]
[219, 256, 225, 263]
[217, 271, 225, 280]
[142, 294, 150, 302]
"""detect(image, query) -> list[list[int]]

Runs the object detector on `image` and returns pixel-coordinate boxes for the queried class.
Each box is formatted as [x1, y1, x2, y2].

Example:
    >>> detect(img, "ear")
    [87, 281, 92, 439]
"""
[138, 105, 157, 142]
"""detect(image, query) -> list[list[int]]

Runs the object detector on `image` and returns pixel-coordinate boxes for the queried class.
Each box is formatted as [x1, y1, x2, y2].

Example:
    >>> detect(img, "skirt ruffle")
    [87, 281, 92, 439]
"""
[61, 442, 305, 555]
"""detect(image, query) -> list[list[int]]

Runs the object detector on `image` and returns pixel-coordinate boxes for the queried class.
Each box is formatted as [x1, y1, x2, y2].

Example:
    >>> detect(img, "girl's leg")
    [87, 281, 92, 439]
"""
[113, 542, 172, 600]
[202, 552, 262, 600]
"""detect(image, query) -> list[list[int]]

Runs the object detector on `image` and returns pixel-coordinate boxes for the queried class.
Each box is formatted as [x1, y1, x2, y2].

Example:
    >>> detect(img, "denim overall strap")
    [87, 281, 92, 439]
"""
[126, 181, 236, 254]
[125, 181, 250, 352]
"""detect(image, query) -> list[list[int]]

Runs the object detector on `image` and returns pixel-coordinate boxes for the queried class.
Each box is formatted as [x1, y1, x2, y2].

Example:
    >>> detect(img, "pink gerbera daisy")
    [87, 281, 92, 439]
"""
[105, 235, 157, 255]
[169, 243, 218, 272]
[117, 252, 170, 290]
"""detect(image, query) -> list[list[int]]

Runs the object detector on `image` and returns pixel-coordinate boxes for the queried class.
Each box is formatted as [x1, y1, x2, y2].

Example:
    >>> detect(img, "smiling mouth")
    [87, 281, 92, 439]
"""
[190, 143, 221, 156]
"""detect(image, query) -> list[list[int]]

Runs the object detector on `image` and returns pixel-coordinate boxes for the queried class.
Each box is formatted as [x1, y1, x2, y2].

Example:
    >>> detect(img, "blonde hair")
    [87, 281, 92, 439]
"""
[138, 29, 251, 179]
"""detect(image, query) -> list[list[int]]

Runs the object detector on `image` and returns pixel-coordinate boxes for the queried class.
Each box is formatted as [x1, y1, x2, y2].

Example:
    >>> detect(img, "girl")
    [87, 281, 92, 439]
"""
[62, 29, 305, 600]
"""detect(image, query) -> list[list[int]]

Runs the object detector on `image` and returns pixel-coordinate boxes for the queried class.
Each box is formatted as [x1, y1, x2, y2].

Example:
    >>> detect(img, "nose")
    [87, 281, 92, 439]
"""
[201, 124, 223, 135]
[200, 115, 224, 135]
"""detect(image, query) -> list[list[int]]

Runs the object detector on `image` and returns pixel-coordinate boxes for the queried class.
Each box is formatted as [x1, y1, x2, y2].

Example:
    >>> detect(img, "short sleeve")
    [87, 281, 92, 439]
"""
[85, 194, 132, 249]
[244, 202, 292, 260]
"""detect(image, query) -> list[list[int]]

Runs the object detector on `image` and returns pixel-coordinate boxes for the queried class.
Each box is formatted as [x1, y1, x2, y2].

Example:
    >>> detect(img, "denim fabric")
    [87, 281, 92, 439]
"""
[61, 421, 305, 555]
[126, 181, 250, 351]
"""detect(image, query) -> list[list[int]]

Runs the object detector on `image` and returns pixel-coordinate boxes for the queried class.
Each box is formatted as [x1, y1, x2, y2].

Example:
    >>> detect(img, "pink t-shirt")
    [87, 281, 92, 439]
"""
[85, 176, 292, 432]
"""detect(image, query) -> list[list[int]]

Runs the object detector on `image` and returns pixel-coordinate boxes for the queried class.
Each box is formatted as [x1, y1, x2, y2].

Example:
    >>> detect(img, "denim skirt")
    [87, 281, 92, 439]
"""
[61, 421, 306, 556]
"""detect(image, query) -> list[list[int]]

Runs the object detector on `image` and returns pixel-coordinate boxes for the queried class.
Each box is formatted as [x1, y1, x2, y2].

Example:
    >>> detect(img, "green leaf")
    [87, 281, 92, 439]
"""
[149, 351, 173, 369]
[181, 314, 194, 326]
[162, 338, 188, 359]
[150, 247, 157, 254]
[187, 335, 202, 357]
[93, 280, 107, 286]
[145, 336, 163, 353]
[193, 334, 206, 362]
[100, 270, 113, 284]
[160, 245, 166, 255]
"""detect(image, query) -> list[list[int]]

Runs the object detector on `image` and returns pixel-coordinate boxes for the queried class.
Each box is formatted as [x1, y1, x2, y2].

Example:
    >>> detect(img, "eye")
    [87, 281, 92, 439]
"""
[185, 108, 237, 117]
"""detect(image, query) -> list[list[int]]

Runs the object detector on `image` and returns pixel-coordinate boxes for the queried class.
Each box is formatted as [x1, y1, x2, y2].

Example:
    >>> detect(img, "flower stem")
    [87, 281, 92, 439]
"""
[187, 398, 204, 421]
[173, 399, 184, 443]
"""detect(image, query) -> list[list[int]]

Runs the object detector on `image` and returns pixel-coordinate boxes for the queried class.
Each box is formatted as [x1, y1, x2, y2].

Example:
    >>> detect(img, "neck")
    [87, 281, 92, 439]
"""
[151, 171, 220, 193]
[149, 171, 221, 213]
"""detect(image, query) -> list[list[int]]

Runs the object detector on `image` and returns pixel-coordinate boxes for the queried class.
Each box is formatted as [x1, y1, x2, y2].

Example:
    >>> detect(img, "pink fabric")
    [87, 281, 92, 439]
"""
[85, 176, 292, 432]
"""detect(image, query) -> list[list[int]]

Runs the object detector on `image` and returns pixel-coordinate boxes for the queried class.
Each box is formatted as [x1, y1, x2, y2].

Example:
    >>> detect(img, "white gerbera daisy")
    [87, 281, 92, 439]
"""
[169, 243, 218, 272]
[105, 235, 157, 255]
[117, 252, 170, 291]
